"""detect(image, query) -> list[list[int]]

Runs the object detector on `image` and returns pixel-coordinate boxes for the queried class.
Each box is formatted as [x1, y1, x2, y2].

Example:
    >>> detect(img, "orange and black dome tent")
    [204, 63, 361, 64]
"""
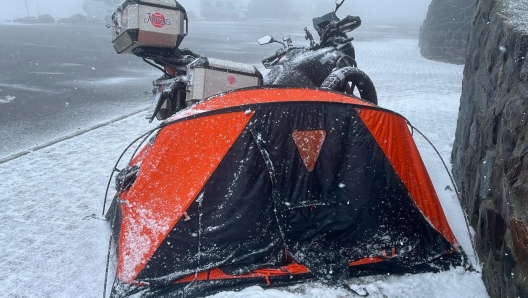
[106, 87, 467, 297]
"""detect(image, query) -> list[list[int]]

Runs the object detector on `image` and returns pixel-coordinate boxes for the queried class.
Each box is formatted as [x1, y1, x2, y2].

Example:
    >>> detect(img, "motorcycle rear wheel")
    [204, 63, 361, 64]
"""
[321, 67, 378, 105]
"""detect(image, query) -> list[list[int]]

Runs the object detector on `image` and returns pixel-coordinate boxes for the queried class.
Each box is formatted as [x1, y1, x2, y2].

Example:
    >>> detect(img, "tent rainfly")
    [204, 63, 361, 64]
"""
[106, 87, 468, 298]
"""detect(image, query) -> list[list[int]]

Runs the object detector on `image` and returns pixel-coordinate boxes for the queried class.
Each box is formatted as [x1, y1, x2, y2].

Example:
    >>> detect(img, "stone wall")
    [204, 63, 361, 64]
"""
[419, 0, 475, 64]
[451, 0, 528, 297]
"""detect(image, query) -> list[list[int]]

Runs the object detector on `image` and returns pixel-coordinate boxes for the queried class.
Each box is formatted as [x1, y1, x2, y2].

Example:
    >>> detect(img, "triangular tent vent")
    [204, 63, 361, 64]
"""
[292, 130, 327, 172]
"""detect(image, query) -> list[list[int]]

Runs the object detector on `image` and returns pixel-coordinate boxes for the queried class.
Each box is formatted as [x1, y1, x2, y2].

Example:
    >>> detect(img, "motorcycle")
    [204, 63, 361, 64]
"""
[135, 47, 201, 123]
[115, 0, 377, 124]
[257, 0, 377, 105]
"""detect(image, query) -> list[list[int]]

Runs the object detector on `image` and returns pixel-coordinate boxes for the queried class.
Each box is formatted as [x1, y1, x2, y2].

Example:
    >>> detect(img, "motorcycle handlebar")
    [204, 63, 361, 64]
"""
[262, 55, 280, 66]
[319, 15, 361, 45]
[262, 47, 289, 66]
[337, 15, 361, 33]
[262, 51, 282, 65]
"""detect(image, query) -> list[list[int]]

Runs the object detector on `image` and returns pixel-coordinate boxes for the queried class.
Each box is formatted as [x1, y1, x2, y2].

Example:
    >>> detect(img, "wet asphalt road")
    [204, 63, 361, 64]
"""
[0, 19, 419, 159]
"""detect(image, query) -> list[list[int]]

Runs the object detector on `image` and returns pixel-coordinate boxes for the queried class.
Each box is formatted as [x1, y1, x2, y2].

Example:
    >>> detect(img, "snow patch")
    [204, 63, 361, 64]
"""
[208, 269, 488, 298]
[0, 83, 57, 94]
[0, 95, 15, 104]
[29, 72, 65, 75]
[0, 31, 489, 298]
[62, 77, 141, 87]
[57, 63, 83, 67]
[504, 0, 528, 31]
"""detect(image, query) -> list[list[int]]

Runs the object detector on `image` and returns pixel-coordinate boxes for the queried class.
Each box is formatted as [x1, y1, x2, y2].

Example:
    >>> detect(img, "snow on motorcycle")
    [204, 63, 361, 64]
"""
[110, 0, 377, 123]
[258, 0, 377, 105]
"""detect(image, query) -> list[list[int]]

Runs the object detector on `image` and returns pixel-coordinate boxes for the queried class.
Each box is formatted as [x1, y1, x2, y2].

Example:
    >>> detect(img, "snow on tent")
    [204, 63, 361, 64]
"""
[105, 87, 468, 297]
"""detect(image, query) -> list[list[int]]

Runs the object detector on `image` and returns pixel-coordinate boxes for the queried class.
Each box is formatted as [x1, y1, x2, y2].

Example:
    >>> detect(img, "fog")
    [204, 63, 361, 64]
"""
[179, 0, 431, 24]
[0, 0, 430, 24]
[0, 0, 85, 20]
[335, 0, 431, 24]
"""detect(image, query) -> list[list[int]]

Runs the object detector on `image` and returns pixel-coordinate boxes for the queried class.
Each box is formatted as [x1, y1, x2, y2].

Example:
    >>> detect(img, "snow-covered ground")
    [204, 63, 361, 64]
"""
[506, 0, 528, 31]
[0, 36, 490, 297]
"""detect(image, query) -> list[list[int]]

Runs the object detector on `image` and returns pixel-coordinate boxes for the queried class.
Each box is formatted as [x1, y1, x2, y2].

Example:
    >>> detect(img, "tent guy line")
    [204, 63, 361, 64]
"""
[407, 122, 480, 268]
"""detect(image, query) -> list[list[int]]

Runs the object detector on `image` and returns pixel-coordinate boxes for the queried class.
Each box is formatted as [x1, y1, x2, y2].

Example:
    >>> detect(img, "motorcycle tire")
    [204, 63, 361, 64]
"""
[321, 67, 378, 105]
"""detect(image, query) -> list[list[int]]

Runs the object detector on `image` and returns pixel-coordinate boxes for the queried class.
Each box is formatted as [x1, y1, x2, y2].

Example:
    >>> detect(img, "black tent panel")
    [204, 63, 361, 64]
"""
[247, 103, 462, 281]
[137, 128, 284, 284]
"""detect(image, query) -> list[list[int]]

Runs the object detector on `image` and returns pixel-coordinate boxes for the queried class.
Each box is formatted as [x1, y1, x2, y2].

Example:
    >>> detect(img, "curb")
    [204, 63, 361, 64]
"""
[0, 108, 148, 165]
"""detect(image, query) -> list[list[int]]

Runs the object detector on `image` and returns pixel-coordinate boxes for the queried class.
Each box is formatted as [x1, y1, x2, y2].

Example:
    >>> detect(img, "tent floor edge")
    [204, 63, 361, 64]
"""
[347, 251, 468, 278]
[110, 274, 315, 298]
[110, 252, 467, 298]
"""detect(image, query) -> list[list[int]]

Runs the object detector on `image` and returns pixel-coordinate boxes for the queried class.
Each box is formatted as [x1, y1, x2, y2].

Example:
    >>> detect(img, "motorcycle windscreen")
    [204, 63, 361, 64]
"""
[313, 12, 340, 35]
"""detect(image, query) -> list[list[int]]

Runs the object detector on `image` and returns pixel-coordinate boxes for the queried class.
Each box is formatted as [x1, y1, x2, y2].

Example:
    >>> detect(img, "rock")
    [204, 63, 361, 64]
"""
[57, 14, 88, 24]
[13, 17, 38, 24]
[38, 14, 55, 23]
[452, 0, 528, 296]
[521, 53, 528, 80]
[511, 218, 528, 277]
[69, 14, 88, 22]
[419, 0, 475, 65]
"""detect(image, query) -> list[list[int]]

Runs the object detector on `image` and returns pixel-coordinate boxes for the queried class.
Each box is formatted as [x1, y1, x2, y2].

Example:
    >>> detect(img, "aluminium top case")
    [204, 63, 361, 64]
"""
[186, 57, 263, 105]
[112, 0, 188, 55]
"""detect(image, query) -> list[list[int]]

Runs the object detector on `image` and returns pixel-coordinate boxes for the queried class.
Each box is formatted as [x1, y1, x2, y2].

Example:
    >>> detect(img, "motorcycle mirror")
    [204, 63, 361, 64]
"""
[258, 35, 274, 45]
[335, 0, 345, 13]
[283, 36, 293, 47]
